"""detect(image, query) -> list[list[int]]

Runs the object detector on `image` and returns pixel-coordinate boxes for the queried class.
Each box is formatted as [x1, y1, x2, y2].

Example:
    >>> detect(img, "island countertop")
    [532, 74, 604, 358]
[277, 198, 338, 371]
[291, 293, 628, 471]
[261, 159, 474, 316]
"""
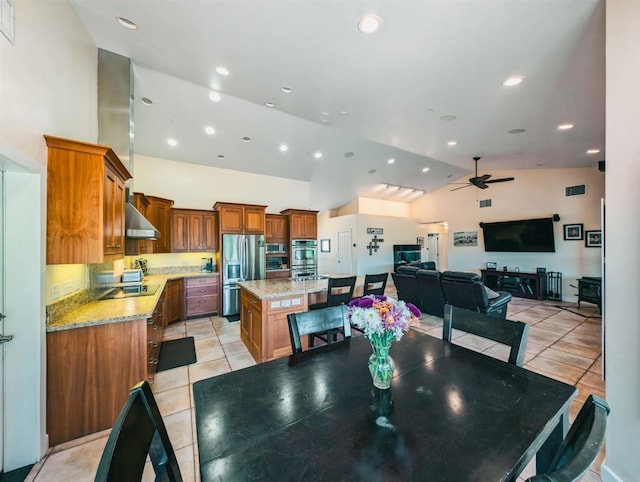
[238, 274, 364, 300]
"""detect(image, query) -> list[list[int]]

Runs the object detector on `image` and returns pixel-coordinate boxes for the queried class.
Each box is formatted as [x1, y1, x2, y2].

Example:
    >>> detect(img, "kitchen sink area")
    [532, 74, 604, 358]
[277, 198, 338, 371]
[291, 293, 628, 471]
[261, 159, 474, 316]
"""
[99, 283, 161, 300]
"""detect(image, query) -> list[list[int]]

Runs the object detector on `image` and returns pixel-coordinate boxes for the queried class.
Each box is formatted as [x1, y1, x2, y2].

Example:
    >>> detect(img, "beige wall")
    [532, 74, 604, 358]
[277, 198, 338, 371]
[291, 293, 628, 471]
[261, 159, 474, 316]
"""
[602, 1, 640, 480]
[410, 166, 604, 300]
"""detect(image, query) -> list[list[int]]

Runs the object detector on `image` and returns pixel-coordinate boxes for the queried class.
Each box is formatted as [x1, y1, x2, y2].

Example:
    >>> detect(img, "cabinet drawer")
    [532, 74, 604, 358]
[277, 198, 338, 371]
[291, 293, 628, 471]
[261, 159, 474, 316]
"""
[185, 276, 218, 288]
[186, 284, 217, 298]
[186, 295, 218, 315]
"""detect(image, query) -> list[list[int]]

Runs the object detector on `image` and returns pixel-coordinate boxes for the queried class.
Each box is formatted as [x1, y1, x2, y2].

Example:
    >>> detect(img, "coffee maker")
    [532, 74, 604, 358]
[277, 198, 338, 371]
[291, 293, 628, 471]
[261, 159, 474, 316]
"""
[201, 257, 214, 272]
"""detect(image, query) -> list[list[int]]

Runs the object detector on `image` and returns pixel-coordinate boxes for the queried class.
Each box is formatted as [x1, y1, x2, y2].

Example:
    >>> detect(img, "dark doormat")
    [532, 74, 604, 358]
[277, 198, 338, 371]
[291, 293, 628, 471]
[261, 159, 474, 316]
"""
[0, 464, 34, 482]
[157, 337, 197, 372]
[226, 314, 240, 322]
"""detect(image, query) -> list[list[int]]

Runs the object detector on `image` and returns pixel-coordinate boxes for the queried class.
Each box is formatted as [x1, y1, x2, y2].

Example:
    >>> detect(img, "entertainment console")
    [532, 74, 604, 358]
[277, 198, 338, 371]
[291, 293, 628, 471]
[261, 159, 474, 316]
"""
[481, 269, 546, 301]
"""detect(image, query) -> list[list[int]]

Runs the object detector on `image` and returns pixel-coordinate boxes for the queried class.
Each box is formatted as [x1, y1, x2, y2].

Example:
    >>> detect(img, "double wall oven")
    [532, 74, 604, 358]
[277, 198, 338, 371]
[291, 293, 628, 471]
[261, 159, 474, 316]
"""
[291, 239, 317, 280]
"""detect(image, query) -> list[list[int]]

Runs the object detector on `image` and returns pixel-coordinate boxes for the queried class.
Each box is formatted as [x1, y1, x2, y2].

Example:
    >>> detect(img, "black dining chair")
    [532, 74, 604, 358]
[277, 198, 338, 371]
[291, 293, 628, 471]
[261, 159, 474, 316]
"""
[287, 305, 351, 353]
[443, 304, 529, 366]
[310, 276, 357, 310]
[525, 394, 610, 482]
[362, 273, 389, 296]
[95, 381, 183, 482]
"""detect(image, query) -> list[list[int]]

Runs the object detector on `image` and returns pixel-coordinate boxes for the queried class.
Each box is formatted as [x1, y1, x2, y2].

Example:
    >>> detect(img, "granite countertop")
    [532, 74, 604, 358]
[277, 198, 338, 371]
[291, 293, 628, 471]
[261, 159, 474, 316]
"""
[239, 274, 363, 300]
[46, 272, 219, 333]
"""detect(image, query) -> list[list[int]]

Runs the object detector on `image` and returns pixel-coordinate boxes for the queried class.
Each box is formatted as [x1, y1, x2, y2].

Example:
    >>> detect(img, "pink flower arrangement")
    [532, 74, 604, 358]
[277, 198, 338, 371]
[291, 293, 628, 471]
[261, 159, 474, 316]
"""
[347, 295, 420, 343]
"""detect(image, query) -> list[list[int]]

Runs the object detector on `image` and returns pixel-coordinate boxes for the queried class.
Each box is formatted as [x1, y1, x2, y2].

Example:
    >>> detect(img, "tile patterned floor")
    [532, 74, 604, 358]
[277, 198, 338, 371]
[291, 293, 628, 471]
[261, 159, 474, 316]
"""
[27, 297, 604, 482]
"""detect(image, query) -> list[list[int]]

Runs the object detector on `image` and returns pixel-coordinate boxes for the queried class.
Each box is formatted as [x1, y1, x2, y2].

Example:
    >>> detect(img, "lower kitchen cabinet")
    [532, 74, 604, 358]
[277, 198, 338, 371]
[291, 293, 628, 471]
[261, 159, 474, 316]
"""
[46, 318, 148, 446]
[185, 276, 219, 317]
[147, 287, 167, 381]
[166, 278, 184, 323]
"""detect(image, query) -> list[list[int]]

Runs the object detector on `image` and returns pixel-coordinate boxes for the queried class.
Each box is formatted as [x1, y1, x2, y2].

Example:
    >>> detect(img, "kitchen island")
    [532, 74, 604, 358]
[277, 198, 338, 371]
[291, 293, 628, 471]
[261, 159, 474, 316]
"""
[238, 275, 364, 362]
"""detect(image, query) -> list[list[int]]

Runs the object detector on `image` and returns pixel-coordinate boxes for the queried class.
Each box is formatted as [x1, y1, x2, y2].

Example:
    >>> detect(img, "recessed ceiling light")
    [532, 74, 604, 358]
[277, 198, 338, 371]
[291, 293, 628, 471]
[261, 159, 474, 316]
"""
[358, 14, 381, 34]
[340, 110, 349, 115]
[314, 152, 322, 159]
[447, 141, 457, 146]
[242, 137, 251, 143]
[280, 86, 293, 94]
[422, 167, 430, 173]
[387, 158, 395, 164]
[167, 138, 178, 147]
[558, 123, 575, 130]
[279, 144, 288, 152]
[264, 101, 275, 108]
[440, 115, 457, 122]
[321, 119, 328, 123]
[216, 66, 230, 76]
[205, 126, 215, 135]
[586, 149, 600, 154]
[508, 128, 526, 134]
[140, 97, 153, 106]
[322, 112, 330, 116]
[209, 91, 221, 102]
[503, 76, 524, 87]
[217, 154, 225, 159]
[116, 16, 138, 30]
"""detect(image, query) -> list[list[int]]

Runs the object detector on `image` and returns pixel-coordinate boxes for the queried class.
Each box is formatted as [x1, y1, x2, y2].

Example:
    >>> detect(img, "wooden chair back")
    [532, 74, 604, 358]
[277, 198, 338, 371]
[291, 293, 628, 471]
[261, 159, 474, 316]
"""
[526, 395, 610, 482]
[443, 304, 529, 366]
[95, 381, 182, 482]
[287, 305, 351, 353]
[363, 273, 388, 296]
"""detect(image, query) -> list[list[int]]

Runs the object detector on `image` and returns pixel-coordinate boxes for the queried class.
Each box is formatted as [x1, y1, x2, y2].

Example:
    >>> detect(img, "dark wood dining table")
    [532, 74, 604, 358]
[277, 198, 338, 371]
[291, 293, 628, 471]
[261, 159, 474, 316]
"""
[193, 330, 576, 481]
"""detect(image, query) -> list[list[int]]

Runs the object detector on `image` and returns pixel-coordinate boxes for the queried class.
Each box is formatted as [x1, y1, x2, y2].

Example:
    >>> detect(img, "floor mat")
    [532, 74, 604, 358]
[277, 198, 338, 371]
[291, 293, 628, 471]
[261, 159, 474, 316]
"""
[0, 464, 34, 482]
[156, 337, 197, 372]
[226, 314, 241, 322]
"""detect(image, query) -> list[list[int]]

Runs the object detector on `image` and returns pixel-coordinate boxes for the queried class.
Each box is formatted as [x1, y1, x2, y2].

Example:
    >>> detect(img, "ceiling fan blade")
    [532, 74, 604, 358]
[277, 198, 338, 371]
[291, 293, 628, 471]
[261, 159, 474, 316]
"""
[475, 183, 490, 189]
[484, 177, 515, 184]
[450, 184, 472, 192]
[471, 174, 491, 184]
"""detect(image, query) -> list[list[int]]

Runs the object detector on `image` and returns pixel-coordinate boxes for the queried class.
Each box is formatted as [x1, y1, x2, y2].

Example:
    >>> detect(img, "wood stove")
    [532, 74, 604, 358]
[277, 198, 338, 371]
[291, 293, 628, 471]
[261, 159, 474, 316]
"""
[577, 277, 602, 313]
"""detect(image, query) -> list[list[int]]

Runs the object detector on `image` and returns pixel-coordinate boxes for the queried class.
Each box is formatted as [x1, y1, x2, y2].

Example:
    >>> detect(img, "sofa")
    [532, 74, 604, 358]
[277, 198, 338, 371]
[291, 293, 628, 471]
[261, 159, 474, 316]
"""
[392, 266, 446, 316]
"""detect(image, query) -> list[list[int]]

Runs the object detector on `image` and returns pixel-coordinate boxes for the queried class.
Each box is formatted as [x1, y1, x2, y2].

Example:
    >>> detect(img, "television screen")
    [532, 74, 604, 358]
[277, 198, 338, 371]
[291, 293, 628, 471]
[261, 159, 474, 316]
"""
[481, 217, 556, 252]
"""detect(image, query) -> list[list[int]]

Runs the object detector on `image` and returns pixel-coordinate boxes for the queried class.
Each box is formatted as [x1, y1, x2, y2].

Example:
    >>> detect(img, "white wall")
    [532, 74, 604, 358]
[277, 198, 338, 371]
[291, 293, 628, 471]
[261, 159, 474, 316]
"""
[0, 0, 98, 466]
[410, 167, 604, 300]
[601, 1, 640, 480]
[132, 155, 310, 213]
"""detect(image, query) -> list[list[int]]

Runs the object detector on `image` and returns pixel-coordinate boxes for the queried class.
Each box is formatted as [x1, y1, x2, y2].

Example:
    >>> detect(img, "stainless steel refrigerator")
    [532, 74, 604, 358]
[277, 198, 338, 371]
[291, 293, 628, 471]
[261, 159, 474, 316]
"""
[221, 234, 265, 316]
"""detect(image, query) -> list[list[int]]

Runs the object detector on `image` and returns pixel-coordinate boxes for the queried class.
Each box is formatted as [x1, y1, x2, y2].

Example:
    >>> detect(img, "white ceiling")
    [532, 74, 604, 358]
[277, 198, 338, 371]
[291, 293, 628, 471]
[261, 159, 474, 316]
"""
[69, 0, 605, 211]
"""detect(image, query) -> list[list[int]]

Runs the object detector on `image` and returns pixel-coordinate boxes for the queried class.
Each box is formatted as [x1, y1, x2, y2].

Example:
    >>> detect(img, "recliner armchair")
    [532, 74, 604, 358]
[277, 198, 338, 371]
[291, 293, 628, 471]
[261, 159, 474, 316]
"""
[391, 266, 422, 309]
[440, 271, 512, 318]
[415, 269, 446, 316]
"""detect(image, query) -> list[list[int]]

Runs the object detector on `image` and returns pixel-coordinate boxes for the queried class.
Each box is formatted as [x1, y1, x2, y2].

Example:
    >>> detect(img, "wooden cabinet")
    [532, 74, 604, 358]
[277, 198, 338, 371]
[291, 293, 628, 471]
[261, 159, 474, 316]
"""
[266, 270, 290, 279]
[265, 214, 287, 243]
[481, 270, 546, 301]
[280, 209, 318, 240]
[44, 135, 132, 264]
[240, 289, 264, 361]
[171, 208, 217, 252]
[214, 202, 266, 234]
[125, 192, 153, 256]
[147, 196, 174, 253]
[185, 276, 219, 317]
[46, 318, 148, 445]
[147, 287, 167, 381]
[166, 278, 184, 323]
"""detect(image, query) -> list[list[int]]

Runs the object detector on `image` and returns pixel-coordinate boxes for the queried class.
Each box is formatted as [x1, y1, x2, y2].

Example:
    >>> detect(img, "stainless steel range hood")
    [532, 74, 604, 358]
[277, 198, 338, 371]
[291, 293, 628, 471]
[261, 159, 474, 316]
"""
[98, 48, 159, 240]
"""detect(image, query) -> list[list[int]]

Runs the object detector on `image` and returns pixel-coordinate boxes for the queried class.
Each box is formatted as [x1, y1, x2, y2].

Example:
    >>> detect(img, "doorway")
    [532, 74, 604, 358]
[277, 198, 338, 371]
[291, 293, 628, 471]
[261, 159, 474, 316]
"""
[426, 233, 440, 270]
[337, 231, 353, 274]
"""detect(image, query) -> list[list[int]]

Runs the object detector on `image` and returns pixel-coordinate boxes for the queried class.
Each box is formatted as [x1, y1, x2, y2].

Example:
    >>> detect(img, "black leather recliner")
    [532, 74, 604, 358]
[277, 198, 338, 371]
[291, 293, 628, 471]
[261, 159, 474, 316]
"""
[391, 266, 422, 309]
[415, 269, 446, 316]
[440, 271, 512, 319]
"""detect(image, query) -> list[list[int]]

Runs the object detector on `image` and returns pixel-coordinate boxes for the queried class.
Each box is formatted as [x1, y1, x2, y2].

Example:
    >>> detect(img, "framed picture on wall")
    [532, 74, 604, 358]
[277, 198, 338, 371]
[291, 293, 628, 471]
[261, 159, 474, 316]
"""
[320, 239, 331, 252]
[417, 237, 424, 247]
[585, 230, 602, 248]
[563, 223, 584, 240]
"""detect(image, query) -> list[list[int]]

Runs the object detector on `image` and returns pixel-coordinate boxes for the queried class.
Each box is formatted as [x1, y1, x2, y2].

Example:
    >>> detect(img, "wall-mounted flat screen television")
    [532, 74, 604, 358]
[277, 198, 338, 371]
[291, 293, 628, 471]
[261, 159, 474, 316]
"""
[481, 217, 556, 252]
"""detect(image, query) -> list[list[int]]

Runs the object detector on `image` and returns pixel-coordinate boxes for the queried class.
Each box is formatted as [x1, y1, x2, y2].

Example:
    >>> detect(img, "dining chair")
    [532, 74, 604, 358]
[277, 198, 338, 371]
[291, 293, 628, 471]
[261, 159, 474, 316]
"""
[310, 275, 357, 310]
[525, 394, 610, 482]
[95, 381, 183, 482]
[287, 305, 351, 353]
[443, 304, 529, 366]
[362, 273, 389, 296]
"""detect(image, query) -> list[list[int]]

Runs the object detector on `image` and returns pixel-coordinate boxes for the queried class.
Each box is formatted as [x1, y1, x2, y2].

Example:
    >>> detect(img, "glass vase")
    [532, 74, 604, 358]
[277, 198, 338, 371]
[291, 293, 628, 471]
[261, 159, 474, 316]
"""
[368, 336, 395, 390]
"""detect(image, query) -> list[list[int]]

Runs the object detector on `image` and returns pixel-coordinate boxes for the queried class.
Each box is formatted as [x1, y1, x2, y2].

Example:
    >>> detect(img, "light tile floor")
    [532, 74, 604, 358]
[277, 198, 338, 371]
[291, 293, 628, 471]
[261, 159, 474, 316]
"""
[27, 297, 604, 482]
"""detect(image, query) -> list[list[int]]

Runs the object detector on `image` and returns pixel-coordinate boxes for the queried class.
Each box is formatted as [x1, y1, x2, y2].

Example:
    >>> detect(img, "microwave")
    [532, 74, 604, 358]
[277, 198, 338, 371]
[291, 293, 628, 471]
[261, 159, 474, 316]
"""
[266, 243, 286, 254]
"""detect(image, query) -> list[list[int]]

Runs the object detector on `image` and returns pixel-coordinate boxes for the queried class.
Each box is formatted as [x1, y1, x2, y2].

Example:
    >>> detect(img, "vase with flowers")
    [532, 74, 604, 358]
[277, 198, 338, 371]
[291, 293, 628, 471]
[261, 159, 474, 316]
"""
[347, 295, 420, 389]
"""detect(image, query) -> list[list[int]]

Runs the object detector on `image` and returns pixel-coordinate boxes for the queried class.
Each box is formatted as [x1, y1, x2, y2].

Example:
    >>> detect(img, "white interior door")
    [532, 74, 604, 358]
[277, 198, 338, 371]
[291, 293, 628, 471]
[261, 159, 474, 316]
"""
[0, 170, 5, 472]
[337, 231, 353, 274]
[426, 233, 440, 270]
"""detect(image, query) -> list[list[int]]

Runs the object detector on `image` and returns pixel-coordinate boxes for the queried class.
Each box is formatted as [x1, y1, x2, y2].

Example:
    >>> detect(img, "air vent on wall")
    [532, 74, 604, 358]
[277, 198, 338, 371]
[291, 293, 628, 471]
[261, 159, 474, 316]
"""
[479, 199, 492, 208]
[565, 184, 587, 197]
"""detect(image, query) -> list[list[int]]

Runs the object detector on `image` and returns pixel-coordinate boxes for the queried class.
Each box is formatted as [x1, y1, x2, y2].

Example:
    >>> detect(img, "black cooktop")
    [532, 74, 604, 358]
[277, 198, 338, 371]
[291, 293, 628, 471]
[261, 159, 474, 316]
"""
[100, 284, 161, 300]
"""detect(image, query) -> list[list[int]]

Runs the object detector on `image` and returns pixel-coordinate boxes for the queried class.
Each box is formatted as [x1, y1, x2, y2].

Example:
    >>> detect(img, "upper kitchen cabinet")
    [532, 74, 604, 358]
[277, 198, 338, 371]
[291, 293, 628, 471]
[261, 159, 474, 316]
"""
[171, 208, 217, 252]
[265, 214, 287, 243]
[45, 135, 132, 264]
[280, 209, 319, 240]
[214, 202, 266, 234]
[146, 196, 174, 253]
[125, 192, 153, 256]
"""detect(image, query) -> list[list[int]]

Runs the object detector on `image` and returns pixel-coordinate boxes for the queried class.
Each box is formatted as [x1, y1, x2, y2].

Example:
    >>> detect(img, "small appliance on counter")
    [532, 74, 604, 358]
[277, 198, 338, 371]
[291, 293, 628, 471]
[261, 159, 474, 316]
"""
[122, 268, 144, 283]
[201, 257, 214, 272]
[135, 258, 148, 275]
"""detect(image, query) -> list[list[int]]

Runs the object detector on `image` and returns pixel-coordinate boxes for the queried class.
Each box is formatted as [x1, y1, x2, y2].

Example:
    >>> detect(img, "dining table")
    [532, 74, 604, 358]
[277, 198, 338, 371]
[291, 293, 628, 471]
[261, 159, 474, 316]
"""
[193, 329, 577, 481]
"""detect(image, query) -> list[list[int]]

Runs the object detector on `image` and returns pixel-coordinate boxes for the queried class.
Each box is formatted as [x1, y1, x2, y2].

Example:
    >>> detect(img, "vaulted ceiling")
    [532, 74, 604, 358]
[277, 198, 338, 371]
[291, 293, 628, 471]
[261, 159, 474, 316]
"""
[70, 0, 605, 210]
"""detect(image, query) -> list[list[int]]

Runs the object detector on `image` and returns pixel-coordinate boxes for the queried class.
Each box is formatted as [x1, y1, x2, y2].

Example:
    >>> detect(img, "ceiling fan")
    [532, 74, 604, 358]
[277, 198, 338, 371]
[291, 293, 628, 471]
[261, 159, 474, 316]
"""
[450, 156, 515, 191]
